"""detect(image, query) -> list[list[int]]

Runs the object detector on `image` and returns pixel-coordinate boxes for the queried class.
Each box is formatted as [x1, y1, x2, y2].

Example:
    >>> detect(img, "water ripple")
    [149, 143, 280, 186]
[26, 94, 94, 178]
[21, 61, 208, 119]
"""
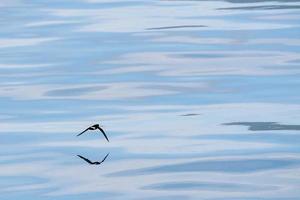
[109, 158, 300, 177]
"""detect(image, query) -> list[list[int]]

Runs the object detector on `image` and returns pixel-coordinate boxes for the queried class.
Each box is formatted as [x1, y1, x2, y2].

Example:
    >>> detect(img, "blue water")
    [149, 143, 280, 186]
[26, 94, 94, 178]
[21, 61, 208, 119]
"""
[1, 0, 300, 199]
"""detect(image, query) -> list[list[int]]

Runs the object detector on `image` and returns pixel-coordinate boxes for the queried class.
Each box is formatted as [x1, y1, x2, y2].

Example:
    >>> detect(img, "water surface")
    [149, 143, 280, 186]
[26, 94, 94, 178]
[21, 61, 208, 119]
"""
[1, 0, 300, 199]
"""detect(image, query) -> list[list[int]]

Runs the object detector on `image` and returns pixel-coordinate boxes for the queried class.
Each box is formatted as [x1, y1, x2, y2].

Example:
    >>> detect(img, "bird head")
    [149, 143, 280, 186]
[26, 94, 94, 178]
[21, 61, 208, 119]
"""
[94, 124, 103, 128]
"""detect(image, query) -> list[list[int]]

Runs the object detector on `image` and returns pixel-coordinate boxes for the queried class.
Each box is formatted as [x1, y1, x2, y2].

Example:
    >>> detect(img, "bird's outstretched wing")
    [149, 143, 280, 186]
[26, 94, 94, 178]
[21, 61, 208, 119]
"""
[77, 128, 89, 136]
[77, 155, 93, 164]
[97, 127, 109, 142]
[100, 153, 110, 164]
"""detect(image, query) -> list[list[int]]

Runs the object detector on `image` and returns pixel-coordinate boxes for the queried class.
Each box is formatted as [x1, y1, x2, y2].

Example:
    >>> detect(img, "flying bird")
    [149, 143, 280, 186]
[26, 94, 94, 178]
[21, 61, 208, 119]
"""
[77, 153, 110, 165]
[77, 124, 109, 142]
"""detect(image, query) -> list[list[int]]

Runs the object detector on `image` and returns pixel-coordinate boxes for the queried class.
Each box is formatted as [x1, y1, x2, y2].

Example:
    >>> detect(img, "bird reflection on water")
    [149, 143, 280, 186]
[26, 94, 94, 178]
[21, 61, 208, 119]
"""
[77, 153, 110, 165]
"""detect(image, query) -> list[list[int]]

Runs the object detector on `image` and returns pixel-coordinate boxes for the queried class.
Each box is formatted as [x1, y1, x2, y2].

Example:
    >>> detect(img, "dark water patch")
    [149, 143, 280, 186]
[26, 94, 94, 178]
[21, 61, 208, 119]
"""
[147, 25, 207, 30]
[108, 158, 300, 177]
[288, 59, 300, 64]
[218, 5, 300, 10]
[142, 181, 278, 191]
[180, 113, 201, 116]
[223, 122, 300, 131]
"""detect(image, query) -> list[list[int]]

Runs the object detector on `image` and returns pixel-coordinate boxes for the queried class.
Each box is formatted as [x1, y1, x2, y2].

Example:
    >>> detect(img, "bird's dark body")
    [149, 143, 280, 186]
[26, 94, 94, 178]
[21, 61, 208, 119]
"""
[77, 124, 109, 142]
[89, 124, 99, 130]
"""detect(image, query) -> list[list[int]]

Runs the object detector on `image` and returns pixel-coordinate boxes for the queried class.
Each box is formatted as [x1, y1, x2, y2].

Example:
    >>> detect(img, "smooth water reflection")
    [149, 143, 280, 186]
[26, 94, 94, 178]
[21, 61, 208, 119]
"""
[224, 122, 300, 131]
[0, 0, 300, 199]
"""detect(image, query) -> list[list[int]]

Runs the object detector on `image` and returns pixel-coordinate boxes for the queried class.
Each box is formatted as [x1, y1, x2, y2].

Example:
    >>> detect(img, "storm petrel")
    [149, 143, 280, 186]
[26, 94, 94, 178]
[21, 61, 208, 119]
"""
[77, 124, 109, 142]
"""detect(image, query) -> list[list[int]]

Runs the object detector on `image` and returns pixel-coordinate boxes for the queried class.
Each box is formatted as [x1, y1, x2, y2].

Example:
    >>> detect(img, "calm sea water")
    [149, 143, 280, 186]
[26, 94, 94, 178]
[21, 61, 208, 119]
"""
[1, 0, 300, 199]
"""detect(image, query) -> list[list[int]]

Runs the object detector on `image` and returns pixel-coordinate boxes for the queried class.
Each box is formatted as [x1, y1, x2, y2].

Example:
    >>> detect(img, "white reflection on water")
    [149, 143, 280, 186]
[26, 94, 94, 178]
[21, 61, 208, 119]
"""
[45, 3, 296, 33]
[1, 0, 300, 199]
[102, 51, 300, 76]
[0, 82, 212, 100]
[0, 38, 59, 48]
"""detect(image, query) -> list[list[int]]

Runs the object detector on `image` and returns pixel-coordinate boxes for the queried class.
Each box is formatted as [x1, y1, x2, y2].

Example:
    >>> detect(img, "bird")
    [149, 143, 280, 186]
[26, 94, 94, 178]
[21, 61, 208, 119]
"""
[77, 153, 110, 165]
[77, 124, 109, 142]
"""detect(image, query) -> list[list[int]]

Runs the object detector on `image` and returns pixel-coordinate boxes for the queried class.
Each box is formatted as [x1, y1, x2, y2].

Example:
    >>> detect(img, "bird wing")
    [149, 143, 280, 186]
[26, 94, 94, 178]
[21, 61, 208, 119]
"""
[77, 155, 93, 164]
[97, 127, 109, 142]
[100, 153, 110, 164]
[77, 128, 89, 136]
